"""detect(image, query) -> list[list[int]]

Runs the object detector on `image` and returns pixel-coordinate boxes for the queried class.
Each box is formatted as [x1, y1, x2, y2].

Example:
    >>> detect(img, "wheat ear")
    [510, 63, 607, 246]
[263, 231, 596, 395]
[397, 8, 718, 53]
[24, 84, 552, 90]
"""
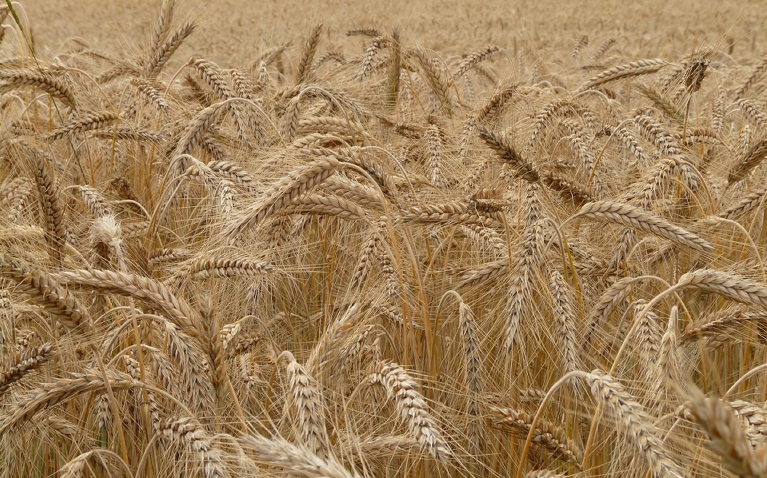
[458, 301, 484, 455]
[477, 125, 539, 182]
[145, 21, 196, 78]
[0, 255, 89, 329]
[54, 269, 200, 338]
[0, 343, 53, 394]
[0, 369, 139, 437]
[146, 0, 175, 66]
[160, 417, 225, 478]
[488, 407, 583, 467]
[295, 23, 323, 84]
[370, 361, 451, 460]
[281, 351, 330, 460]
[675, 269, 767, 309]
[728, 138, 767, 184]
[13, 141, 67, 266]
[577, 58, 667, 92]
[572, 200, 712, 254]
[684, 388, 767, 478]
[44, 111, 119, 141]
[586, 370, 684, 478]
[571, 35, 589, 59]
[239, 434, 357, 478]
[0, 69, 77, 108]
[654, 306, 681, 394]
[453, 44, 501, 79]
[223, 157, 343, 240]
[549, 270, 580, 374]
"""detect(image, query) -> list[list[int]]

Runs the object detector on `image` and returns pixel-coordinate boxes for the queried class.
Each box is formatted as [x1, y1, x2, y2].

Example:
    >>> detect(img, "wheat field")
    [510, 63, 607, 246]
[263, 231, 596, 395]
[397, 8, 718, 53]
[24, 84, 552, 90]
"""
[3, 0, 767, 477]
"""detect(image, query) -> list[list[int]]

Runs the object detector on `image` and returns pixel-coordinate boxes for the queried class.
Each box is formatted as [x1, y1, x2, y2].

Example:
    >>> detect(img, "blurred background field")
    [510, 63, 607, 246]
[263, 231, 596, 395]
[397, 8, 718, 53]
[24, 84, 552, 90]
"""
[22, 0, 767, 66]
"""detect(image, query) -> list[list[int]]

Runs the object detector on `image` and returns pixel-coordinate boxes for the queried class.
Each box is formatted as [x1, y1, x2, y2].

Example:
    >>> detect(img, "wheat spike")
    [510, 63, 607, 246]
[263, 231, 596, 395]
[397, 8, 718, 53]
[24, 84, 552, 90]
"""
[574, 200, 712, 253]
[370, 361, 451, 460]
[587, 370, 684, 478]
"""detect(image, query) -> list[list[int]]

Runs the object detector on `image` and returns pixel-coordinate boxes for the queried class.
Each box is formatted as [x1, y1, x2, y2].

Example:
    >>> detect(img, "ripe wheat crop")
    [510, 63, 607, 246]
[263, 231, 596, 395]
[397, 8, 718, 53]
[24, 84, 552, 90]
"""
[3, 0, 767, 476]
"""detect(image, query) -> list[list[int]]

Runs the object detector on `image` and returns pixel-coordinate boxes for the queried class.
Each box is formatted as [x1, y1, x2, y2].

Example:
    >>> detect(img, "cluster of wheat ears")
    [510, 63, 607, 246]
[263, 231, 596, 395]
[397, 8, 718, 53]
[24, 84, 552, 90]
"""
[3, 1, 767, 477]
